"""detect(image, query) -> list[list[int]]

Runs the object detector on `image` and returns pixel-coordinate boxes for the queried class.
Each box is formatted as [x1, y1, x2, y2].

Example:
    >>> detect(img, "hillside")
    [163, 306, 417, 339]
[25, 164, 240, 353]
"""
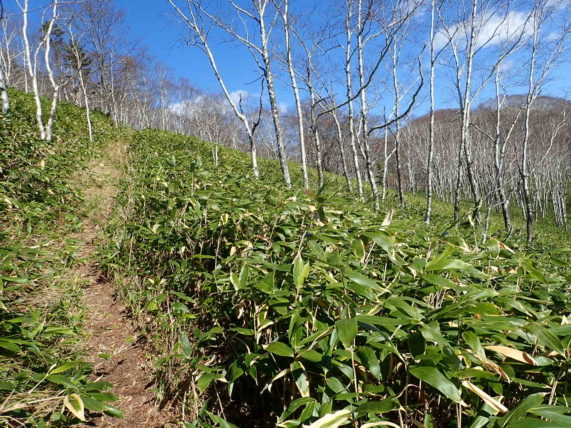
[1, 91, 570, 427]
[0, 90, 127, 425]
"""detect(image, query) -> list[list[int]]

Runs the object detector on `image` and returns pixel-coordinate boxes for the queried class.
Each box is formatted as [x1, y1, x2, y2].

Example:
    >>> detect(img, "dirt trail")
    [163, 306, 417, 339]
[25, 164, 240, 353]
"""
[74, 141, 171, 427]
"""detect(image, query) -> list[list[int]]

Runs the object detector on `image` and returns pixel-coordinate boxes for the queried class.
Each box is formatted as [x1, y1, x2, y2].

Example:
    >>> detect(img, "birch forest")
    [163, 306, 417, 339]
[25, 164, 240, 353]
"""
[1, 0, 570, 427]
[1, 0, 569, 241]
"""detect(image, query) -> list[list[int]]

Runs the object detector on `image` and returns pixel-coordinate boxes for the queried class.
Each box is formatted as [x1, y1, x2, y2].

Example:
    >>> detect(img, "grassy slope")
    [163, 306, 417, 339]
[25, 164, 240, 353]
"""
[0, 90, 125, 425]
[104, 129, 570, 427]
[2, 90, 569, 427]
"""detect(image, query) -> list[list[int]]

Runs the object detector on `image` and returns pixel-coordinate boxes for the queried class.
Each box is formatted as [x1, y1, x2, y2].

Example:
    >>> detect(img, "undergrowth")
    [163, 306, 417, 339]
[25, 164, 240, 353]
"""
[104, 130, 570, 427]
[0, 90, 124, 426]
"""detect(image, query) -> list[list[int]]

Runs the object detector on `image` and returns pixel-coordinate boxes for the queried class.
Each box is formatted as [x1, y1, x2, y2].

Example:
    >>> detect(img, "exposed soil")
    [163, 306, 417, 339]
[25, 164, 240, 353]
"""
[74, 142, 172, 427]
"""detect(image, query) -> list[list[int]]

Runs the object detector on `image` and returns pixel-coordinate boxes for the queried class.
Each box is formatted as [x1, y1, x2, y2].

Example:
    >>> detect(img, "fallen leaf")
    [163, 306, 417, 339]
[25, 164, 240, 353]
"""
[485, 345, 537, 365]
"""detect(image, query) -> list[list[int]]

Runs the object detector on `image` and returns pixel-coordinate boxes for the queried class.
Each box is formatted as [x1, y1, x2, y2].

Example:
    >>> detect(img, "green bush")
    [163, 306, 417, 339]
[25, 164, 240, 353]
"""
[106, 129, 571, 427]
[0, 90, 123, 425]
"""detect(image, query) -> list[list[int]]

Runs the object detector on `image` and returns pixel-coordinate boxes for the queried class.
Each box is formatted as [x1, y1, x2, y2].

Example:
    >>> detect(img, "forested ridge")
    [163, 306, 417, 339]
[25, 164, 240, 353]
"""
[1, 0, 570, 427]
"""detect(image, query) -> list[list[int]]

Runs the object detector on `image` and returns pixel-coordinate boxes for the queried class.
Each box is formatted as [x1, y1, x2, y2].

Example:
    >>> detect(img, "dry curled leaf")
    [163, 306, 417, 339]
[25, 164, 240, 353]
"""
[63, 394, 85, 422]
[381, 209, 393, 227]
[485, 345, 537, 366]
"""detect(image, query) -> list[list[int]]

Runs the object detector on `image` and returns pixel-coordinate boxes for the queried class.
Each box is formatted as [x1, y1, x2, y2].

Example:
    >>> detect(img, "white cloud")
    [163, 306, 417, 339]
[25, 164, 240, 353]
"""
[168, 95, 206, 115]
[546, 0, 571, 10]
[169, 91, 242, 117]
[229, 89, 250, 105]
[278, 102, 289, 114]
[435, 9, 534, 51]
[546, 31, 563, 41]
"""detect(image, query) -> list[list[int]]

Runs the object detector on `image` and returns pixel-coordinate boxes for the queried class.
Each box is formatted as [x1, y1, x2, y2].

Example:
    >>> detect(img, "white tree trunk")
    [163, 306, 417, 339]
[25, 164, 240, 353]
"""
[44, 0, 59, 142]
[167, 0, 261, 178]
[425, 0, 436, 224]
[282, 0, 308, 189]
[357, 0, 380, 210]
[21, 0, 46, 139]
[345, 0, 364, 199]
[333, 111, 353, 191]
[69, 27, 94, 143]
[0, 66, 8, 114]
[391, 42, 404, 207]
[258, 1, 291, 189]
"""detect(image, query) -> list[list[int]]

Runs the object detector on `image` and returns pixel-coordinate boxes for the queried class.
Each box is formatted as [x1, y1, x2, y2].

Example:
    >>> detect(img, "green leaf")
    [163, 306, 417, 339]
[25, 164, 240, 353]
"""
[266, 342, 294, 357]
[207, 411, 239, 428]
[499, 393, 547, 427]
[326, 377, 346, 394]
[356, 314, 414, 328]
[230, 271, 241, 290]
[181, 333, 192, 358]
[408, 366, 463, 404]
[280, 397, 316, 422]
[293, 255, 310, 288]
[303, 408, 351, 428]
[47, 374, 76, 389]
[0, 276, 30, 284]
[0, 381, 14, 391]
[81, 394, 123, 419]
[50, 362, 82, 375]
[239, 264, 249, 288]
[462, 331, 486, 359]
[529, 409, 571, 425]
[420, 324, 449, 346]
[426, 258, 472, 271]
[0, 340, 22, 353]
[357, 398, 396, 414]
[522, 260, 547, 283]
[358, 347, 381, 379]
[197, 373, 216, 394]
[363, 231, 395, 260]
[299, 349, 323, 363]
[336, 318, 358, 349]
[526, 323, 565, 355]
[346, 271, 382, 290]
[351, 239, 365, 259]
[291, 361, 310, 397]
[423, 273, 456, 289]
[506, 418, 568, 428]
[81, 395, 107, 412]
[386, 296, 422, 320]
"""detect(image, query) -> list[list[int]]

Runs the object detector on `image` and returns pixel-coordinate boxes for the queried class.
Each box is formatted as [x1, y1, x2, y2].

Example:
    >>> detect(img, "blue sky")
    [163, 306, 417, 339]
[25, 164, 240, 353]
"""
[13, 0, 571, 117]
[115, 0, 571, 115]
[115, 0, 275, 100]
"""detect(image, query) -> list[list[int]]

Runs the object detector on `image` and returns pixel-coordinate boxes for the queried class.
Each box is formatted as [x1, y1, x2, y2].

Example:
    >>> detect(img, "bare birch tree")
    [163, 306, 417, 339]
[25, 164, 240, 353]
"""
[0, 2, 9, 114]
[43, 0, 59, 142]
[167, 0, 264, 178]
[67, 24, 93, 142]
[344, 0, 364, 199]
[168, 0, 292, 187]
[19, 0, 46, 138]
[519, 0, 569, 242]
[275, 0, 309, 189]
[425, 0, 438, 224]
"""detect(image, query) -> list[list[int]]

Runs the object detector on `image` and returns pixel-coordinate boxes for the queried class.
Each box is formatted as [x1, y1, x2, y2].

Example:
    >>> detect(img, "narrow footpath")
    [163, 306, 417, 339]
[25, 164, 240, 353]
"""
[73, 141, 171, 427]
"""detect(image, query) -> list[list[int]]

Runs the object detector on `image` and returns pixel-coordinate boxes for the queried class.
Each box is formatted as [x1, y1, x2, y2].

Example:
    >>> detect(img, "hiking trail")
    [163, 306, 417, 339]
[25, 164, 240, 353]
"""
[73, 141, 171, 427]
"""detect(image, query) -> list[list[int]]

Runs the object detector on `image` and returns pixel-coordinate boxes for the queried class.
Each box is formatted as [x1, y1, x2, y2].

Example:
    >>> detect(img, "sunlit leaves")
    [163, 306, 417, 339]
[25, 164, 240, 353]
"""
[335, 318, 358, 349]
[409, 366, 464, 404]
[63, 394, 86, 421]
[106, 129, 571, 427]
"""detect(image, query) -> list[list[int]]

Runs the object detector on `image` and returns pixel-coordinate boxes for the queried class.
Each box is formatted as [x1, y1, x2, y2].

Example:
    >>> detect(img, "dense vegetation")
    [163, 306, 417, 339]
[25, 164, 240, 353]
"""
[0, 90, 123, 425]
[104, 129, 570, 427]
